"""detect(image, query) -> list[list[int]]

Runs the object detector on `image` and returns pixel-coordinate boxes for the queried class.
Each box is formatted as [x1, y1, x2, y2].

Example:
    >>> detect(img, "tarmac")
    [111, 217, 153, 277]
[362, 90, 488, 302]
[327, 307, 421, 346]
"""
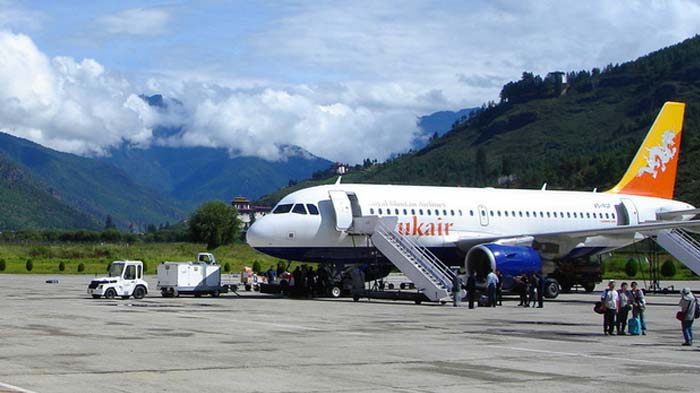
[1, 274, 700, 393]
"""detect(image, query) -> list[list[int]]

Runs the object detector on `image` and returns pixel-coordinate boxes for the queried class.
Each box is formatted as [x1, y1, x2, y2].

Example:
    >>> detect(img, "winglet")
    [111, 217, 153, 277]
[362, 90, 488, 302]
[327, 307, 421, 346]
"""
[607, 102, 685, 200]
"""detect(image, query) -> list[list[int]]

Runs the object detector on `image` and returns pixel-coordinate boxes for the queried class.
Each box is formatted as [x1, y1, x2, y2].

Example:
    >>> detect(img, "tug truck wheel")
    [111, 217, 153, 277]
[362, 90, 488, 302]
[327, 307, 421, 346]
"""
[330, 286, 342, 298]
[544, 279, 560, 299]
[104, 288, 116, 299]
[133, 286, 146, 299]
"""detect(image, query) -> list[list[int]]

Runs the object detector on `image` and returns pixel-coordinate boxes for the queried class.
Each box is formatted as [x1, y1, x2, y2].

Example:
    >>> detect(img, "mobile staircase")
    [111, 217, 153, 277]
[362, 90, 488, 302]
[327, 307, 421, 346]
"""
[368, 217, 456, 302]
[655, 228, 700, 276]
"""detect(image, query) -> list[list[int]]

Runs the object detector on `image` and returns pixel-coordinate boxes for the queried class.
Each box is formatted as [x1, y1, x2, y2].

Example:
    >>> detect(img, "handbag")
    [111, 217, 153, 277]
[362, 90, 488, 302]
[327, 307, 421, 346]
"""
[594, 301, 606, 315]
[676, 311, 685, 321]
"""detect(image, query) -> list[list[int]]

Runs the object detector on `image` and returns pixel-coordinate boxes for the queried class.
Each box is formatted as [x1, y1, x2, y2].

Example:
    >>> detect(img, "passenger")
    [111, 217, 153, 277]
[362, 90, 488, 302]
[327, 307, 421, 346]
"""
[601, 280, 619, 335]
[276, 261, 286, 277]
[515, 274, 528, 306]
[306, 267, 316, 298]
[486, 270, 499, 307]
[528, 272, 538, 308]
[496, 270, 503, 306]
[536, 272, 545, 308]
[616, 282, 632, 335]
[466, 272, 476, 309]
[452, 272, 464, 307]
[679, 288, 696, 346]
[630, 281, 646, 335]
[266, 266, 276, 284]
[292, 266, 302, 297]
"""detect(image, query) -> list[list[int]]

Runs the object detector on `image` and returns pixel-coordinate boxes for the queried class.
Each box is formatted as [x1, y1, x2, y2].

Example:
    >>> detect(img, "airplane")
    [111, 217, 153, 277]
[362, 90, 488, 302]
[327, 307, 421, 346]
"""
[246, 101, 700, 298]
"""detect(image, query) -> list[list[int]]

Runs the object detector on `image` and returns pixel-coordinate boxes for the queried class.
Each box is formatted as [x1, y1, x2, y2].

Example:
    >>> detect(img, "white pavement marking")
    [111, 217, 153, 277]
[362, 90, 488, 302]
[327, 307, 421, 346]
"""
[493, 345, 700, 369]
[0, 381, 39, 393]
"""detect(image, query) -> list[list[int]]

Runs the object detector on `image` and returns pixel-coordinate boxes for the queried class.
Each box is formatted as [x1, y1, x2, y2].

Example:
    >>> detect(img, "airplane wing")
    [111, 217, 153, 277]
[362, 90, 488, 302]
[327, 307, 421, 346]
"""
[454, 219, 700, 249]
[656, 208, 700, 220]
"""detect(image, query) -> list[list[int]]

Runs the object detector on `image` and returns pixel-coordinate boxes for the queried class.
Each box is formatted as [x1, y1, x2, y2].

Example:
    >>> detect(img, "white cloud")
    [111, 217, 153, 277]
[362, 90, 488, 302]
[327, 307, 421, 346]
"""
[95, 6, 172, 36]
[0, 0, 45, 31]
[0, 30, 156, 155]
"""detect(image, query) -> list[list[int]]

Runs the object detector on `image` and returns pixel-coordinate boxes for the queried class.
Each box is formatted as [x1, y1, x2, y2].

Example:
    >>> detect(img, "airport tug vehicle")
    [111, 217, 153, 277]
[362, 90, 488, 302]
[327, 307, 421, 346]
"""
[87, 260, 148, 299]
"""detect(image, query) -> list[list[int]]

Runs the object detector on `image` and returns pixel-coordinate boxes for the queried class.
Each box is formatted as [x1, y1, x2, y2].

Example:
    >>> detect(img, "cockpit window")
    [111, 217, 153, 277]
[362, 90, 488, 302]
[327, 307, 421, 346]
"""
[306, 204, 319, 215]
[292, 204, 307, 214]
[273, 204, 293, 214]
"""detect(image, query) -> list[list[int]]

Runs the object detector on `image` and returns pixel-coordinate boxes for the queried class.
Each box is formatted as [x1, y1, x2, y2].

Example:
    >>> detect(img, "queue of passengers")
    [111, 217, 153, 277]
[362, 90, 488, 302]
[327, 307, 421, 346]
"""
[265, 264, 334, 297]
[599, 280, 647, 336]
[514, 272, 544, 308]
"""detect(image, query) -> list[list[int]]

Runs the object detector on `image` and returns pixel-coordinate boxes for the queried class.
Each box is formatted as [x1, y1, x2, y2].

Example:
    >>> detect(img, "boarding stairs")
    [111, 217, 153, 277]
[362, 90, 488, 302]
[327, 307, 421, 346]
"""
[655, 228, 700, 276]
[369, 217, 455, 302]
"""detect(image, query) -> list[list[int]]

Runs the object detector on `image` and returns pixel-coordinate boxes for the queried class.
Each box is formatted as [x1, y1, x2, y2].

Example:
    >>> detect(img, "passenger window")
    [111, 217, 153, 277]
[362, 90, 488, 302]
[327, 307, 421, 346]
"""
[395, 209, 399, 215]
[512, 211, 516, 217]
[546, 212, 551, 218]
[605, 213, 609, 219]
[273, 204, 293, 214]
[292, 204, 307, 214]
[370, 208, 375, 215]
[379, 208, 383, 215]
[435, 209, 439, 216]
[470, 210, 474, 216]
[490, 211, 494, 217]
[586, 212, 591, 218]
[567, 212, 571, 218]
[593, 213, 597, 218]
[443, 210, 447, 216]
[497, 211, 502, 217]
[553, 212, 557, 218]
[539, 212, 544, 217]
[573, 212, 577, 218]
[411, 209, 416, 215]
[459, 210, 463, 216]
[526, 211, 530, 217]
[451, 210, 455, 216]
[481, 210, 486, 216]
[403, 209, 408, 215]
[611, 213, 615, 219]
[427, 209, 431, 216]
[504, 211, 508, 217]
[419, 209, 424, 215]
[306, 204, 320, 215]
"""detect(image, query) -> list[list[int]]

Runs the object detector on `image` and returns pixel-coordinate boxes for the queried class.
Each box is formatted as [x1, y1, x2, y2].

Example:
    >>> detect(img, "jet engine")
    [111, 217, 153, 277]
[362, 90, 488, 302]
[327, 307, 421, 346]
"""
[465, 243, 542, 290]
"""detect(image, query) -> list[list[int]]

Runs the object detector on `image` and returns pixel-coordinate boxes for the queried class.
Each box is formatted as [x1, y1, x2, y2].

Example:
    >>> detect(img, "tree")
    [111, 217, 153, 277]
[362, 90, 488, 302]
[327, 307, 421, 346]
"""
[104, 215, 116, 230]
[624, 258, 638, 277]
[58, 261, 65, 272]
[252, 260, 262, 274]
[77, 263, 85, 273]
[660, 260, 677, 278]
[26, 259, 33, 272]
[189, 201, 241, 250]
[0, 259, 5, 271]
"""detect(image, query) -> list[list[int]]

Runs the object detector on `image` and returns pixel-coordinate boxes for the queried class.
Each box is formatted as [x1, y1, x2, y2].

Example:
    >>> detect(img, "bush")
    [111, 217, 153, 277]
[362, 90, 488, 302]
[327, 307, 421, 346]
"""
[0, 258, 5, 271]
[625, 258, 638, 277]
[252, 260, 262, 274]
[660, 260, 677, 278]
[224, 262, 231, 273]
[58, 261, 65, 272]
[26, 259, 33, 272]
[77, 263, 85, 273]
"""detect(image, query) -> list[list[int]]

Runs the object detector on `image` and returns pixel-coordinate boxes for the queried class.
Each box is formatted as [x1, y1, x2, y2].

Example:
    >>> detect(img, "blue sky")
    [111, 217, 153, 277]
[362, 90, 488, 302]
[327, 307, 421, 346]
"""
[1, 0, 700, 163]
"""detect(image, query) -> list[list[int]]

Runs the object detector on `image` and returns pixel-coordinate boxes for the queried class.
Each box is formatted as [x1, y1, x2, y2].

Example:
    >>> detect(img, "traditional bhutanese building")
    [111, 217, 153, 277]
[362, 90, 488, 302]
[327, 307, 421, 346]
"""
[231, 196, 271, 230]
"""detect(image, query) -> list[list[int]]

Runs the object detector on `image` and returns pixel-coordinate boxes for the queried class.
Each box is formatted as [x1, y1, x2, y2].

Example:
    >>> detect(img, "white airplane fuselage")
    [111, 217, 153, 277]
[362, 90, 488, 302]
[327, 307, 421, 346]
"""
[246, 183, 694, 266]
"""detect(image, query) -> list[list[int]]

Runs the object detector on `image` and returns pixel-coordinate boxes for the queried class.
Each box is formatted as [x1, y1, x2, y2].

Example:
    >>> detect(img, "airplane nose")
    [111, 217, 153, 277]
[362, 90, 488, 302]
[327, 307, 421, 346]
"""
[246, 217, 269, 248]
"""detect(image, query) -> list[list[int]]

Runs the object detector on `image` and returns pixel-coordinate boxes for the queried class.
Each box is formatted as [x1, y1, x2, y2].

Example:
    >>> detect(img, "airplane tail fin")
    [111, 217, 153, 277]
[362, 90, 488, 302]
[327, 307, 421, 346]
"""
[607, 101, 685, 200]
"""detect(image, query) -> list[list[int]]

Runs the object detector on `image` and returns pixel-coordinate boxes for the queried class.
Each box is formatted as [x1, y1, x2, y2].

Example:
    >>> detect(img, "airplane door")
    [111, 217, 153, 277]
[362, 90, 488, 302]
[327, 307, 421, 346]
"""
[620, 198, 639, 225]
[328, 190, 354, 232]
[477, 205, 489, 226]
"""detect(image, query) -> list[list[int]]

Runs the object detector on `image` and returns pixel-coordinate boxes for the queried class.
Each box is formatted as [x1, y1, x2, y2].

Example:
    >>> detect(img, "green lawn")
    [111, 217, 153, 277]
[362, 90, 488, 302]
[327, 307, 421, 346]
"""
[0, 242, 283, 275]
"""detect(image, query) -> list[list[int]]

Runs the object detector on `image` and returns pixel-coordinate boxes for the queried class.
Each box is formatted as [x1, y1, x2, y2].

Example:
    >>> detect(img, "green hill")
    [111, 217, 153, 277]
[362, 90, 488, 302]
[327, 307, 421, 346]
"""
[0, 132, 185, 229]
[259, 35, 700, 207]
[0, 154, 99, 229]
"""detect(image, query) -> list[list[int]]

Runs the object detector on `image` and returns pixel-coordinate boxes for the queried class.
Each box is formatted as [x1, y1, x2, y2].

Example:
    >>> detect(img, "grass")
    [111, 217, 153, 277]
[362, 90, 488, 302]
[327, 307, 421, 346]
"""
[601, 252, 699, 281]
[0, 242, 285, 275]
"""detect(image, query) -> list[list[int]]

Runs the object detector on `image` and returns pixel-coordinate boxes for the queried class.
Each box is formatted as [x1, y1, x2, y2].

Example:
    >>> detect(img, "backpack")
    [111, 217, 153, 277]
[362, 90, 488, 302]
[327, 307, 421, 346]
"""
[694, 298, 700, 319]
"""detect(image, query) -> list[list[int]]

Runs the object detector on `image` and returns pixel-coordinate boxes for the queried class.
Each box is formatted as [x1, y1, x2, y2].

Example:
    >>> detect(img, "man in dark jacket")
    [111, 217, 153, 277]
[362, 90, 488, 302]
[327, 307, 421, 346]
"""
[466, 272, 476, 309]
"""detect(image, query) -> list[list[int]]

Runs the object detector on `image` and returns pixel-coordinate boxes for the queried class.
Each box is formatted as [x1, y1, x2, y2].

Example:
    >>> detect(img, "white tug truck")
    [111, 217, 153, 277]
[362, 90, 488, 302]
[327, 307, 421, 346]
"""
[157, 253, 228, 297]
[87, 260, 148, 299]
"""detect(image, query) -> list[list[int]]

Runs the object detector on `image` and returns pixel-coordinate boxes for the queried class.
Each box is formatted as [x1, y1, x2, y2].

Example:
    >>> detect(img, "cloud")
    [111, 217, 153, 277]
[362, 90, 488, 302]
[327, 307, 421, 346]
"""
[0, 30, 156, 155]
[0, 0, 45, 31]
[95, 6, 172, 36]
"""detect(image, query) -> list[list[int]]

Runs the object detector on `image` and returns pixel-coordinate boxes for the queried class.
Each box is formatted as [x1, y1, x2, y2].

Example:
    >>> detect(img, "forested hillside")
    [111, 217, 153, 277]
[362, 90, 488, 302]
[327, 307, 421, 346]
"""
[259, 35, 700, 207]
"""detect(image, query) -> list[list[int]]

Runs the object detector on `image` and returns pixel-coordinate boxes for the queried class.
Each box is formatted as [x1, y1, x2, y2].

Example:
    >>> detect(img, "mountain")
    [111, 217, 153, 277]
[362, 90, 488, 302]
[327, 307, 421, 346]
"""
[102, 143, 333, 209]
[413, 108, 477, 149]
[0, 154, 98, 229]
[0, 132, 185, 229]
[258, 35, 700, 207]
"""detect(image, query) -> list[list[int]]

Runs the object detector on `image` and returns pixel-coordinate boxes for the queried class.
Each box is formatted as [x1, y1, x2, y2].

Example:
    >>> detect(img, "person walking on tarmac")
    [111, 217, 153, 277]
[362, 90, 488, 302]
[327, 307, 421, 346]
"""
[601, 280, 619, 335]
[452, 272, 464, 307]
[466, 272, 476, 309]
[486, 270, 499, 307]
[617, 282, 632, 335]
[631, 281, 647, 335]
[679, 288, 696, 346]
[496, 270, 503, 306]
[537, 272, 545, 308]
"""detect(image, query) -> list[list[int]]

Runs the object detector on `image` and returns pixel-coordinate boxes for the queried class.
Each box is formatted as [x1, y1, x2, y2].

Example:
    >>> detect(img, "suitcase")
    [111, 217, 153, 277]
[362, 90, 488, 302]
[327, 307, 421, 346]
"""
[628, 317, 641, 335]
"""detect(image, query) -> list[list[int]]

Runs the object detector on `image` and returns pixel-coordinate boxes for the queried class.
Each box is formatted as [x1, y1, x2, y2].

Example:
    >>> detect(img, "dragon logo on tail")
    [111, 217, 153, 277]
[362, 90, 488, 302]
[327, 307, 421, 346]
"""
[636, 130, 677, 179]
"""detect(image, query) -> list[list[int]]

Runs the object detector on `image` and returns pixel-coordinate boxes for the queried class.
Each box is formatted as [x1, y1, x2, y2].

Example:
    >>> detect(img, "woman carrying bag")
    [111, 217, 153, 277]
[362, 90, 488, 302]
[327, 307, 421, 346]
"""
[677, 288, 696, 346]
